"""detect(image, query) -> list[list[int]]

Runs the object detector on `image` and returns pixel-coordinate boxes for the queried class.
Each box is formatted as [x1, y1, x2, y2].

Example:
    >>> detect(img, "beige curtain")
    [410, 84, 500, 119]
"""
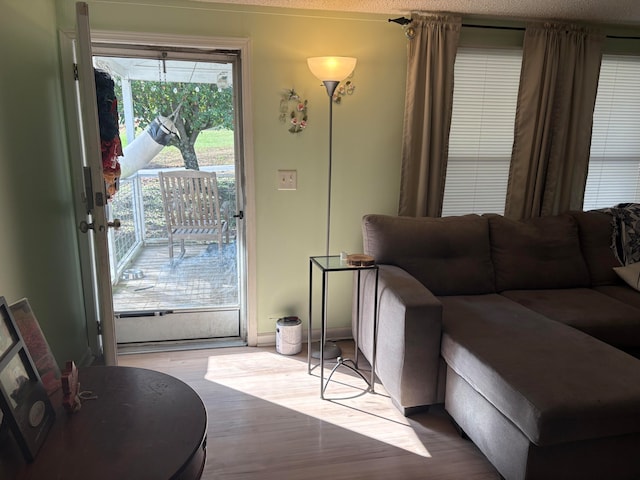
[398, 13, 461, 217]
[505, 23, 604, 219]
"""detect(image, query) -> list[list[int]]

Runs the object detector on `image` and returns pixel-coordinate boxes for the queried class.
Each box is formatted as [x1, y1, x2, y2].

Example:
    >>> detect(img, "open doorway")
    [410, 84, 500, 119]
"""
[92, 45, 247, 352]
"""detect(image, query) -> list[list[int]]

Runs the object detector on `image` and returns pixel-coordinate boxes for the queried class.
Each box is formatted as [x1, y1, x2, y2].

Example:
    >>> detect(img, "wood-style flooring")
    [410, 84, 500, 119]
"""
[112, 241, 238, 312]
[118, 340, 500, 480]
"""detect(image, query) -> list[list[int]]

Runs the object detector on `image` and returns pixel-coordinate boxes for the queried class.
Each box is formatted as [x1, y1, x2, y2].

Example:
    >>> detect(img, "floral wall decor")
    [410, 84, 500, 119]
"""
[279, 89, 308, 133]
[333, 76, 356, 104]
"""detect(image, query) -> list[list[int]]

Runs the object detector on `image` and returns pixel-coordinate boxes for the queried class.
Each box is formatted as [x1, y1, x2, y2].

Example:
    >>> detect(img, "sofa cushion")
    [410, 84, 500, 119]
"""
[440, 294, 640, 447]
[488, 214, 590, 291]
[501, 288, 640, 349]
[595, 285, 640, 311]
[362, 214, 494, 295]
[569, 210, 621, 286]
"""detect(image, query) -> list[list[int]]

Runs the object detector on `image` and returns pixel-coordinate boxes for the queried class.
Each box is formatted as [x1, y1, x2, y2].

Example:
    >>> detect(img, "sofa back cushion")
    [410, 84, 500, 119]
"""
[362, 214, 495, 295]
[569, 210, 621, 286]
[489, 214, 590, 291]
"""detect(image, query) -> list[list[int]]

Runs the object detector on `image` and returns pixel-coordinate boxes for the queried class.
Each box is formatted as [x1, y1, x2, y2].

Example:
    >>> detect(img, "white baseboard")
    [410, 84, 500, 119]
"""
[257, 326, 353, 347]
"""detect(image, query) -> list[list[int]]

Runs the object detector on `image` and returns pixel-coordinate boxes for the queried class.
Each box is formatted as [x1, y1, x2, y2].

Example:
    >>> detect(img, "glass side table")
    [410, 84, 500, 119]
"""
[307, 255, 379, 399]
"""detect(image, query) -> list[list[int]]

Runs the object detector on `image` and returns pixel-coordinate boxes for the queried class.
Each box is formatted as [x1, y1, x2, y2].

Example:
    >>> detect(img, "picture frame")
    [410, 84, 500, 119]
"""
[9, 298, 61, 397]
[0, 297, 55, 462]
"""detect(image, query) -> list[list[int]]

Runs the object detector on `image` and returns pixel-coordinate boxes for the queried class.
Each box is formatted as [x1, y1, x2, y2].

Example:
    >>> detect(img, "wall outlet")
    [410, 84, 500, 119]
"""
[277, 170, 297, 190]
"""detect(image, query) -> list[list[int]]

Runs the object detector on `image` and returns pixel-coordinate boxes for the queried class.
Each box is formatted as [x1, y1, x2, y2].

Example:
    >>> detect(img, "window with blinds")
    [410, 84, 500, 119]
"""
[583, 54, 640, 211]
[442, 47, 522, 217]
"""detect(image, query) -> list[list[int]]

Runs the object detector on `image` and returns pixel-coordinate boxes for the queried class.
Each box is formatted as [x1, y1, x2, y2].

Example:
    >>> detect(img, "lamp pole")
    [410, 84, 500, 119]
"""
[322, 80, 340, 257]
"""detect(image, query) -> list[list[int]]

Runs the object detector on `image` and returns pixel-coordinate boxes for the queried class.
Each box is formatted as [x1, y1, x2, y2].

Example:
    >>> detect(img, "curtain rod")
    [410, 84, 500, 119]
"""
[388, 17, 523, 31]
[387, 17, 640, 40]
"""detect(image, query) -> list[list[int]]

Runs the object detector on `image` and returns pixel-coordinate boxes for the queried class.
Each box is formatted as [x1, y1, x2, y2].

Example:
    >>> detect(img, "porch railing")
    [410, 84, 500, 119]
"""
[108, 167, 236, 284]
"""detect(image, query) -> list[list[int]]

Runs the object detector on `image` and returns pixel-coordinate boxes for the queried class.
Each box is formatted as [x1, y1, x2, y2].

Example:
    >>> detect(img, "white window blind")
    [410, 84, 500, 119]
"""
[583, 54, 640, 210]
[442, 47, 522, 217]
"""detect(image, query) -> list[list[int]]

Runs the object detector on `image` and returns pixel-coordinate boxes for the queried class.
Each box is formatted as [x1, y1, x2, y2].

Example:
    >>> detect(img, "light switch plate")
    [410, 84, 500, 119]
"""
[278, 170, 297, 190]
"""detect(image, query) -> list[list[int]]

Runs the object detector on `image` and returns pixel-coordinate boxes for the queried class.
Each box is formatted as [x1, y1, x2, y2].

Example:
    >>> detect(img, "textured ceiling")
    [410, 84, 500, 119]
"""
[193, 0, 640, 26]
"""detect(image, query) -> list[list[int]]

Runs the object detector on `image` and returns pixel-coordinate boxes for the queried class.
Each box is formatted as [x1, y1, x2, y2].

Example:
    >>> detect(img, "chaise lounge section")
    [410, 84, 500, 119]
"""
[354, 210, 640, 479]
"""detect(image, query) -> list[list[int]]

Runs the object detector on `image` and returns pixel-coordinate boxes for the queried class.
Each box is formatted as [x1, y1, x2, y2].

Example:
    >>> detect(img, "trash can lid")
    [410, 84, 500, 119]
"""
[277, 316, 301, 326]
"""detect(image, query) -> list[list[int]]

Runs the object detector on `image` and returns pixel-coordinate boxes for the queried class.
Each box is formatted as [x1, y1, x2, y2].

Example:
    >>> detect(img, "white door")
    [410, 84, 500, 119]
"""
[60, 3, 252, 362]
[73, 2, 118, 365]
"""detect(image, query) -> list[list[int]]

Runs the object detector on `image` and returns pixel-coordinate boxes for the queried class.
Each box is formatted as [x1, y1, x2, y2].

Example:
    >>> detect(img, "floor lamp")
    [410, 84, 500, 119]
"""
[307, 56, 357, 359]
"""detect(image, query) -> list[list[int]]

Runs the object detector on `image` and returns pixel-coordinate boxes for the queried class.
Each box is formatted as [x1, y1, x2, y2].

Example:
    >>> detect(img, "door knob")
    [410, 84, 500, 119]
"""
[79, 219, 121, 233]
[79, 220, 94, 233]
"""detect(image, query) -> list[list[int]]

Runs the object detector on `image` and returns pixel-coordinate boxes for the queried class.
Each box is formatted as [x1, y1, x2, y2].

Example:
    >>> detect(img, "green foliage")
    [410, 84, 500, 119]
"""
[131, 81, 234, 132]
[118, 80, 234, 170]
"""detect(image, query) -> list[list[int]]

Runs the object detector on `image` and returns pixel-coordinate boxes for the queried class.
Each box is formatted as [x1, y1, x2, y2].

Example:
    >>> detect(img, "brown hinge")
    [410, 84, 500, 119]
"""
[73, 63, 79, 81]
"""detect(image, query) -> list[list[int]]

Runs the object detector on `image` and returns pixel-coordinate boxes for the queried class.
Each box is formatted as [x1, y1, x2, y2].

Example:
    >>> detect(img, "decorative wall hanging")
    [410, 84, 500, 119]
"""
[279, 89, 308, 133]
[332, 76, 356, 104]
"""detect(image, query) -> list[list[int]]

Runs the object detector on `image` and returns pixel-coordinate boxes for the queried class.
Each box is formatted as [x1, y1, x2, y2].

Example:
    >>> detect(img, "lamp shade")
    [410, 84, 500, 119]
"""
[307, 56, 357, 82]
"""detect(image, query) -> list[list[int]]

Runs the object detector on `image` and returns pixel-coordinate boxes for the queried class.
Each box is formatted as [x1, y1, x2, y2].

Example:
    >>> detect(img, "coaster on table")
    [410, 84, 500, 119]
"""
[346, 254, 375, 267]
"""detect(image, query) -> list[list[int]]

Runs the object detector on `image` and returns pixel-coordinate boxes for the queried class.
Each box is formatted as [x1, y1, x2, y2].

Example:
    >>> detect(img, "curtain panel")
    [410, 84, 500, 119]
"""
[398, 13, 462, 217]
[505, 23, 604, 219]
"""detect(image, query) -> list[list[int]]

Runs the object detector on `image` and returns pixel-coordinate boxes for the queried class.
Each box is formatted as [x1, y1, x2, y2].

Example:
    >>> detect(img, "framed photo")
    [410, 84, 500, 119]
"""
[9, 298, 61, 397]
[0, 297, 55, 462]
[0, 303, 18, 359]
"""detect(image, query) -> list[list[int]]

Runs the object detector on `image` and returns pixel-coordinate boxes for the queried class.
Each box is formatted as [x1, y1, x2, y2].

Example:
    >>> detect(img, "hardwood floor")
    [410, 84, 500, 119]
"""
[118, 340, 500, 479]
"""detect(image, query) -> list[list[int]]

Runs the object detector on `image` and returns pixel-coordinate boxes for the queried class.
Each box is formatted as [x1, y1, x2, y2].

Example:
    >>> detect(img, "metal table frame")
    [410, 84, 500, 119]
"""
[307, 255, 379, 399]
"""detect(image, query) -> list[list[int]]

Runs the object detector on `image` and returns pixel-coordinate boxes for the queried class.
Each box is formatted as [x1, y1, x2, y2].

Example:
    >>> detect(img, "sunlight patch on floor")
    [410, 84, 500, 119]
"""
[204, 350, 432, 458]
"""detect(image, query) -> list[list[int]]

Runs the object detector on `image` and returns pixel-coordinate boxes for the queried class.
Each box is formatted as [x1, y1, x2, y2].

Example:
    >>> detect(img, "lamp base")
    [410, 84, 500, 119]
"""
[310, 341, 342, 360]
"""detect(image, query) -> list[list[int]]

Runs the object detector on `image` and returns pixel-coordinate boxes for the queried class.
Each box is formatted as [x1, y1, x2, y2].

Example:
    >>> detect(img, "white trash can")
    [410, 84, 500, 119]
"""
[276, 316, 302, 355]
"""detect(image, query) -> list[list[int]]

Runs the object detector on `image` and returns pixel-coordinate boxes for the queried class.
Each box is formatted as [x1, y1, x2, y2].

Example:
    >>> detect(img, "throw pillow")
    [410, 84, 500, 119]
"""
[614, 262, 640, 291]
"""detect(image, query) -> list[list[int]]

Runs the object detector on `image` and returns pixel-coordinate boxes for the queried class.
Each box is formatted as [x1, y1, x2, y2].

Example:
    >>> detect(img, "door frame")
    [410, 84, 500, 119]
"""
[58, 29, 258, 359]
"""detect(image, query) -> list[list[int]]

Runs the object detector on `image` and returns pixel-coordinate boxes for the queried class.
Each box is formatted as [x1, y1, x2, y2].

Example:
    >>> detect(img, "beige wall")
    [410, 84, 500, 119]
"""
[0, 0, 89, 363]
[55, 0, 407, 340]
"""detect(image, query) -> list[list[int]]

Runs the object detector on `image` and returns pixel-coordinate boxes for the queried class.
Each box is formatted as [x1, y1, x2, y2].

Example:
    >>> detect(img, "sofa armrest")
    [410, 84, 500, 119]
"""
[353, 264, 443, 412]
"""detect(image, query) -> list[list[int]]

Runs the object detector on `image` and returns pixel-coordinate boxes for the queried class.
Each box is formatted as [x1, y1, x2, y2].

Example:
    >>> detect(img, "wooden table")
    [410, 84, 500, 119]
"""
[0, 366, 207, 480]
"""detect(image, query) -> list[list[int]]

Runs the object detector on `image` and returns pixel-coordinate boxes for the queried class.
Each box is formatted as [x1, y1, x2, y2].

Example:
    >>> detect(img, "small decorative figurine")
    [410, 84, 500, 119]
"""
[61, 361, 81, 414]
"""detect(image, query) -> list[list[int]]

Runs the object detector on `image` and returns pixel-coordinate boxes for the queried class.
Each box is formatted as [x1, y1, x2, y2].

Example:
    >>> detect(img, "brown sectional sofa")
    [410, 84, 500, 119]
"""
[354, 210, 640, 480]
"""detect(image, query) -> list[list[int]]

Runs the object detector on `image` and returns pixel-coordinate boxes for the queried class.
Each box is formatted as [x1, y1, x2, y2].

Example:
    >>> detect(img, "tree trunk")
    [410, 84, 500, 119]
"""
[179, 141, 199, 170]
[172, 114, 199, 170]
